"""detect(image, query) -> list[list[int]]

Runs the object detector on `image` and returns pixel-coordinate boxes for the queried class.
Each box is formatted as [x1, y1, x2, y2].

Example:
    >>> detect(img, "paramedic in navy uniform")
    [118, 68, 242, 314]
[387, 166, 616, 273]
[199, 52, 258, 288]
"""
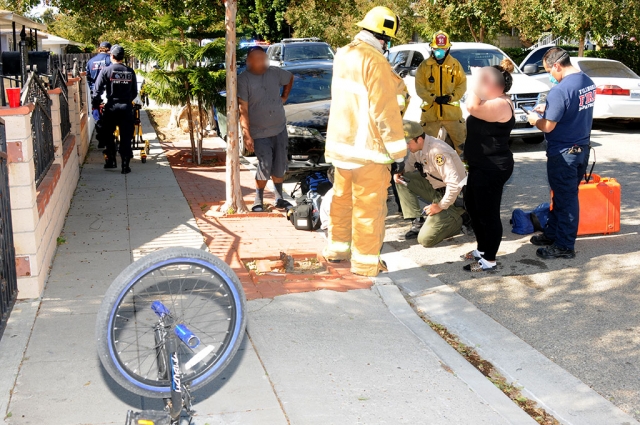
[527, 47, 596, 260]
[92, 45, 138, 174]
[86, 41, 112, 91]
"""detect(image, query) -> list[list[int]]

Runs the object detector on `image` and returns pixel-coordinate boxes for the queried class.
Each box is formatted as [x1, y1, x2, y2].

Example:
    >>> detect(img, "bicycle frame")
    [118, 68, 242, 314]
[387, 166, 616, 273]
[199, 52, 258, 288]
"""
[126, 301, 195, 425]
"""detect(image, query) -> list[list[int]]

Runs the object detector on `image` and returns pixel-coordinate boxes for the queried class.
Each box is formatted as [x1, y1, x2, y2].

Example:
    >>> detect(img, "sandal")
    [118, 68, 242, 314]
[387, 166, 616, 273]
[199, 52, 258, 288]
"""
[463, 261, 497, 273]
[275, 199, 292, 209]
[251, 203, 264, 212]
[460, 250, 481, 261]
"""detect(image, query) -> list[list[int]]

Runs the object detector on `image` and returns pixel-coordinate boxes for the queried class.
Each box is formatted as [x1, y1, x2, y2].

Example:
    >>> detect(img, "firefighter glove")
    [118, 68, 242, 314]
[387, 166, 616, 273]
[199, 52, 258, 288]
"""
[434, 95, 452, 105]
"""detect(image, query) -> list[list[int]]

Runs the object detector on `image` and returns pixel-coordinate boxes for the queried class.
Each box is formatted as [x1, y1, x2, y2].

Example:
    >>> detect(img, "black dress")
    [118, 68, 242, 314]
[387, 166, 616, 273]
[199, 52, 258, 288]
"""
[463, 111, 515, 262]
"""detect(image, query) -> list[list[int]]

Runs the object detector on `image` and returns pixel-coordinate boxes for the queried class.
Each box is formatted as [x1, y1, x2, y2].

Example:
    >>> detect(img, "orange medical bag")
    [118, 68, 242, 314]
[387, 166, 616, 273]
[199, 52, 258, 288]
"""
[552, 174, 620, 236]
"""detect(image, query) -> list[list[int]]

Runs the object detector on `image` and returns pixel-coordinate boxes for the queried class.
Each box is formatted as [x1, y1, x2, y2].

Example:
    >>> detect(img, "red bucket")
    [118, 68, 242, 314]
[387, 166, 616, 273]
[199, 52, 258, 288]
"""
[6, 87, 21, 108]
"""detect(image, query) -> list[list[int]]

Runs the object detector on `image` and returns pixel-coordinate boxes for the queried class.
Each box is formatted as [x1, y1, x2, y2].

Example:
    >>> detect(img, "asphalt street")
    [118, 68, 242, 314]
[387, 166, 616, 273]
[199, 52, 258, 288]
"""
[385, 122, 640, 421]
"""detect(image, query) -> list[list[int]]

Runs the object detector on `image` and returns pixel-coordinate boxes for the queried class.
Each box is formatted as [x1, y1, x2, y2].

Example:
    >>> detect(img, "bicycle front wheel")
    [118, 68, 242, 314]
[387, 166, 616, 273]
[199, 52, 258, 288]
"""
[96, 247, 246, 398]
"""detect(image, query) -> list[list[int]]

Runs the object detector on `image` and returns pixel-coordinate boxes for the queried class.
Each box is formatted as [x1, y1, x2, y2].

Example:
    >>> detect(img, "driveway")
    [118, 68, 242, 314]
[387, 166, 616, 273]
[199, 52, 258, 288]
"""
[385, 122, 640, 421]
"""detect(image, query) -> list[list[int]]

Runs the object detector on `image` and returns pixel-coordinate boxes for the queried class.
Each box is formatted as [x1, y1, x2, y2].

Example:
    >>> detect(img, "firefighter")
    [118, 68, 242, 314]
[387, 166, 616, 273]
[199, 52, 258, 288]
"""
[92, 45, 138, 174]
[415, 31, 467, 155]
[323, 6, 407, 277]
[395, 120, 467, 247]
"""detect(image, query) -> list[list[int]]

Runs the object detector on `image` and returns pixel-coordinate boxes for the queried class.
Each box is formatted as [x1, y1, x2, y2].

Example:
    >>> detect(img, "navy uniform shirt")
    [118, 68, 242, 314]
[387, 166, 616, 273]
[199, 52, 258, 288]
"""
[543, 72, 596, 156]
[86, 52, 111, 90]
[92, 62, 138, 108]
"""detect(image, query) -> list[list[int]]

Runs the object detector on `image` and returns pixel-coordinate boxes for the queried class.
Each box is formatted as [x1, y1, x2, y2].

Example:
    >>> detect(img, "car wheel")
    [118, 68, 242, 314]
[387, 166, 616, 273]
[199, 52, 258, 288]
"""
[523, 135, 545, 145]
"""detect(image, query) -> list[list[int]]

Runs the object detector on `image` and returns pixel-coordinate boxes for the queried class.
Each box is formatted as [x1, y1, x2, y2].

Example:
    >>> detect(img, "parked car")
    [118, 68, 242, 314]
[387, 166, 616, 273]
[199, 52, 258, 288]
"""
[521, 47, 640, 120]
[216, 61, 332, 161]
[266, 38, 335, 67]
[389, 42, 551, 142]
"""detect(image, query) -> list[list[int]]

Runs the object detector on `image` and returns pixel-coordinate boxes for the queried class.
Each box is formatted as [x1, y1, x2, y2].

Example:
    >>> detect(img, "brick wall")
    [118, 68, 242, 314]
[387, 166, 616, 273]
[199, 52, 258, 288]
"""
[4, 77, 85, 299]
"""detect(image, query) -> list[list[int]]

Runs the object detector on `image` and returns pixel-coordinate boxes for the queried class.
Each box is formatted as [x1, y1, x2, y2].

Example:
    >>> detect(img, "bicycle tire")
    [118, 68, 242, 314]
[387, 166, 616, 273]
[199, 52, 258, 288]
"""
[96, 247, 246, 398]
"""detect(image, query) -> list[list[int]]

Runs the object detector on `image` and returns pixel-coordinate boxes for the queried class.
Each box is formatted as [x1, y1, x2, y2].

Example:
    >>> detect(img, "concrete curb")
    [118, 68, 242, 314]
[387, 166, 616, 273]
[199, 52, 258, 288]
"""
[413, 284, 639, 425]
[379, 246, 640, 425]
[374, 280, 537, 425]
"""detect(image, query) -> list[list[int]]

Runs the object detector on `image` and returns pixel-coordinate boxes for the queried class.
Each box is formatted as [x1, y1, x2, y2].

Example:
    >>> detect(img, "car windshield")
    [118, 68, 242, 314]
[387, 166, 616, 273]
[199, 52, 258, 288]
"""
[285, 44, 334, 61]
[578, 60, 639, 79]
[286, 68, 332, 104]
[450, 49, 520, 75]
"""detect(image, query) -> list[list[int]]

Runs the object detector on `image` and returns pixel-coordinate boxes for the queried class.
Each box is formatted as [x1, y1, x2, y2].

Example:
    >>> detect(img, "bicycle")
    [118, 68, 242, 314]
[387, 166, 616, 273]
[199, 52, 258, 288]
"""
[96, 247, 247, 425]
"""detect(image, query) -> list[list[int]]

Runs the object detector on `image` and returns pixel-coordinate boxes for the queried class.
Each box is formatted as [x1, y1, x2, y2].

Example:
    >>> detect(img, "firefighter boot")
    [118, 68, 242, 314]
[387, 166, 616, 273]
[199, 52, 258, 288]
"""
[121, 156, 131, 174]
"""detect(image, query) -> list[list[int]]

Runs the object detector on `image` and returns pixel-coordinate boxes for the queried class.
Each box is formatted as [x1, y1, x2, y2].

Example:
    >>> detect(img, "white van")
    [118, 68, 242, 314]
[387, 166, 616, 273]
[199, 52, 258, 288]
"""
[389, 42, 551, 143]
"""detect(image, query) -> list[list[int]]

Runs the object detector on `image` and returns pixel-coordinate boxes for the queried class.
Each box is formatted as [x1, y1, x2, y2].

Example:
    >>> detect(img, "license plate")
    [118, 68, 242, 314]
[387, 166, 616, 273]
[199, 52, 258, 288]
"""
[630, 90, 640, 99]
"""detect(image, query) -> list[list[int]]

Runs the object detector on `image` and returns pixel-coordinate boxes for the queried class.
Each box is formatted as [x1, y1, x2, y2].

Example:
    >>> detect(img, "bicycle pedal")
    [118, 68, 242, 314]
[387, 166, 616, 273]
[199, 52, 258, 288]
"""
[126, 409, 171, 425]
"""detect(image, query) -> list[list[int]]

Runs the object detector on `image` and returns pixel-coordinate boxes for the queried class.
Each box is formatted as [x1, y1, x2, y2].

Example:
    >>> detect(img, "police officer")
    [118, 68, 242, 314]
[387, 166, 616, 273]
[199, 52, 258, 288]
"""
[415, 31, 467, 155]
[92, 45, 138, 174]
[394, 120, 467, 247]
[86, 41, 112, 91]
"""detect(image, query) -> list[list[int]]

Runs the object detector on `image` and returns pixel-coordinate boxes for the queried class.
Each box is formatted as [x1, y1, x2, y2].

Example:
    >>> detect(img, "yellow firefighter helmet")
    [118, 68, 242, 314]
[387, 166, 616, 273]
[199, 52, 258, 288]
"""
[356, 6, 400, 39]
[430, 31, 452, 49]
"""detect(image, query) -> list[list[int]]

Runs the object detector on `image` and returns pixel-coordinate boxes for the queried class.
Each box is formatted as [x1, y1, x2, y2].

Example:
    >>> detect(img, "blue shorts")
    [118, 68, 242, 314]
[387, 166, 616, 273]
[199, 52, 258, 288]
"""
[253, 128, 289, 180]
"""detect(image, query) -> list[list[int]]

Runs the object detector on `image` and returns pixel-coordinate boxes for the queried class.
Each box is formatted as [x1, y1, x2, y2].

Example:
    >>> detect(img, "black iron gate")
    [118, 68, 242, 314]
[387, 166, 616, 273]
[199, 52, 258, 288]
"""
[52, 69, 71, 142]
[0, 117, 18, 341]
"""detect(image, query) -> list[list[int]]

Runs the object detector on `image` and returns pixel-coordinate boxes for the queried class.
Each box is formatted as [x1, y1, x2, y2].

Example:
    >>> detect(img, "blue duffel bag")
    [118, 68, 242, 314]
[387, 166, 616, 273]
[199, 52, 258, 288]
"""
[510, 203, 551, 235]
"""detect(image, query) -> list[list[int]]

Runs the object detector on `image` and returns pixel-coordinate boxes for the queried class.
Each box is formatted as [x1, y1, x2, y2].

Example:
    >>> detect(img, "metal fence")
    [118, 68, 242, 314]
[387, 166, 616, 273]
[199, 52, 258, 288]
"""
[52, 69, 71, 142]
[0, 117, 18, 341]
[21, 72, 54, 187]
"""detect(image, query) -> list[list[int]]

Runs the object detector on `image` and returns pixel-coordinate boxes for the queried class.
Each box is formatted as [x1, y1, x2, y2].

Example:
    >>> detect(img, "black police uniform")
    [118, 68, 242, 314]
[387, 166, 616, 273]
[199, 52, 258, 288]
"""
[92, 62, 137, 173]
[86, 52, 111, 91]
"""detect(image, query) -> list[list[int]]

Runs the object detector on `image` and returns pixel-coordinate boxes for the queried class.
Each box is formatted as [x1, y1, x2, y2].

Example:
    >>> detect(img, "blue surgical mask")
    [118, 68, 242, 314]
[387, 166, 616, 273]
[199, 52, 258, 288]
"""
[433, 49, 446, 60]
[548, 74, 559, 85]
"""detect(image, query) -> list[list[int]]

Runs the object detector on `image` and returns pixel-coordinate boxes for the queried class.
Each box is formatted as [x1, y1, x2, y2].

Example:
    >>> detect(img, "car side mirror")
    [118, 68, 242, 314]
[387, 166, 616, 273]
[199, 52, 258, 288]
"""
[522, 64, 538, 75]
[409, 68, 417, 77]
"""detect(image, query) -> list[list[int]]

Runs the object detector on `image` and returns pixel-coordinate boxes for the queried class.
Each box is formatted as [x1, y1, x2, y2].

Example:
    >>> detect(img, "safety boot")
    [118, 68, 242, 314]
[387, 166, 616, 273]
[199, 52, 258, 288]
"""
[121, 156, 131, 174]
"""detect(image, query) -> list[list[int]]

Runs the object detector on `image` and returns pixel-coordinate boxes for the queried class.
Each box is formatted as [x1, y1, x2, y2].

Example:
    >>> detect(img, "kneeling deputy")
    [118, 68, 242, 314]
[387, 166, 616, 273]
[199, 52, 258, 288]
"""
[395, 120, 468, 247]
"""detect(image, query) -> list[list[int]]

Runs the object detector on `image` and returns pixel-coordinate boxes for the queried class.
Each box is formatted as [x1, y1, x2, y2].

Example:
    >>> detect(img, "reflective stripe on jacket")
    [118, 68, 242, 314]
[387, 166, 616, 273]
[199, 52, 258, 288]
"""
[415, 55, 467, 122]
[325, 40, 407, 168]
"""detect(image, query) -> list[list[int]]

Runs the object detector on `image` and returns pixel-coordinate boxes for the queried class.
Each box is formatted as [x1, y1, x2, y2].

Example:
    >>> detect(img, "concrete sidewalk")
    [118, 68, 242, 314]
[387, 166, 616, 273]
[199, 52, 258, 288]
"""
[2, 111, 530, 424]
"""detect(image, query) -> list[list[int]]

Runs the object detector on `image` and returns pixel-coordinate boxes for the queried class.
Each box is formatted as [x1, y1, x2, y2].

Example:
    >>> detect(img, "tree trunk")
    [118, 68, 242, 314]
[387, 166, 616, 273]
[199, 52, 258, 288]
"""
[479, 26, 486, 44]
[179, 27, 198, 164]
[578, 34, 586, 57]
[196, 96, 204, 165]
[467, 17, 479, 43]
[222, 0, 248, 214]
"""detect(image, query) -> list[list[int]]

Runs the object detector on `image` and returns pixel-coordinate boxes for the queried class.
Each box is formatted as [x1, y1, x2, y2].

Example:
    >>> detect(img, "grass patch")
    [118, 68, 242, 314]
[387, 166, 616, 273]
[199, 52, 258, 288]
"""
[423, 318, 560, 425]
[56, 236, 66, 246]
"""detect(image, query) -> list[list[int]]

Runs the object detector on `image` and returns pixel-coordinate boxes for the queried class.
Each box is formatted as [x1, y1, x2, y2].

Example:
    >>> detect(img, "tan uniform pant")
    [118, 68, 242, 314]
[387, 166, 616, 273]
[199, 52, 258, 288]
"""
[324, 163, 390, 277]
[422, 119, 467, 155]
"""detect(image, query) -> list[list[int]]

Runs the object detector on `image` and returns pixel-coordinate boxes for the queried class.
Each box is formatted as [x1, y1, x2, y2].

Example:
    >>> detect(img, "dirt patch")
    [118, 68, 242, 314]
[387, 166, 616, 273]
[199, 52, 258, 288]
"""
[245, 252, 328, 275]
[420, 317, 560, 425]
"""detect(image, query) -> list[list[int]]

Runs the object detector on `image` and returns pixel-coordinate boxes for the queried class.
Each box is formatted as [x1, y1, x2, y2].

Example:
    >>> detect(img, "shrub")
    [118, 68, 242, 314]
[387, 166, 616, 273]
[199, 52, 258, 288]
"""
[584, 37, 640, 75]
[502, 47, 528, 66]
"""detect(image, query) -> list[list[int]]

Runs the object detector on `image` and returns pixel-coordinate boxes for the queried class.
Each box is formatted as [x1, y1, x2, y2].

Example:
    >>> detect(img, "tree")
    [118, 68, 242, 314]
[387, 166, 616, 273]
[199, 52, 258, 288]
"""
[128, 39, 226, 164]
[285, 0, 417, 47]
[222, 0, 248, 214]
[414, 0, 509, 43]
[248, 0, 291, 41]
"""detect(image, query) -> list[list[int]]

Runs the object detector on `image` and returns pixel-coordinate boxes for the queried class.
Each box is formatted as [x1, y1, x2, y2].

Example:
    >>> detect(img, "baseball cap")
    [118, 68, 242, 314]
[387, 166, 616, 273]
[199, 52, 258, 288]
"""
[110, 45, 125, 60]
[99, 41, 112, 49]
[403, 120, 424, 142]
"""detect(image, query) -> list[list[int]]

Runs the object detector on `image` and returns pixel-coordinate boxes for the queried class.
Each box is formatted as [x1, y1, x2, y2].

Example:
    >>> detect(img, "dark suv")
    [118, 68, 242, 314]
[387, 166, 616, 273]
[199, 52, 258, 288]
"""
[266, 38, 334, 67]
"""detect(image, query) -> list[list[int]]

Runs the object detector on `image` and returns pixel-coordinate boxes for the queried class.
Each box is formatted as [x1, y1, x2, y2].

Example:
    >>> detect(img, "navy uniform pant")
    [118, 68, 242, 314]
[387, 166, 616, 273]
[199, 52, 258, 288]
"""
[544, 149, 590, 250]
[96, 103, 134, 159]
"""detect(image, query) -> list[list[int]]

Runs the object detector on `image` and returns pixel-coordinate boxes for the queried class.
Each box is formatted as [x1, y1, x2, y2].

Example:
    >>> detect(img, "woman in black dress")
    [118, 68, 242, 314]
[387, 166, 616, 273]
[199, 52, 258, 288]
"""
[462, 59, 516, 272]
